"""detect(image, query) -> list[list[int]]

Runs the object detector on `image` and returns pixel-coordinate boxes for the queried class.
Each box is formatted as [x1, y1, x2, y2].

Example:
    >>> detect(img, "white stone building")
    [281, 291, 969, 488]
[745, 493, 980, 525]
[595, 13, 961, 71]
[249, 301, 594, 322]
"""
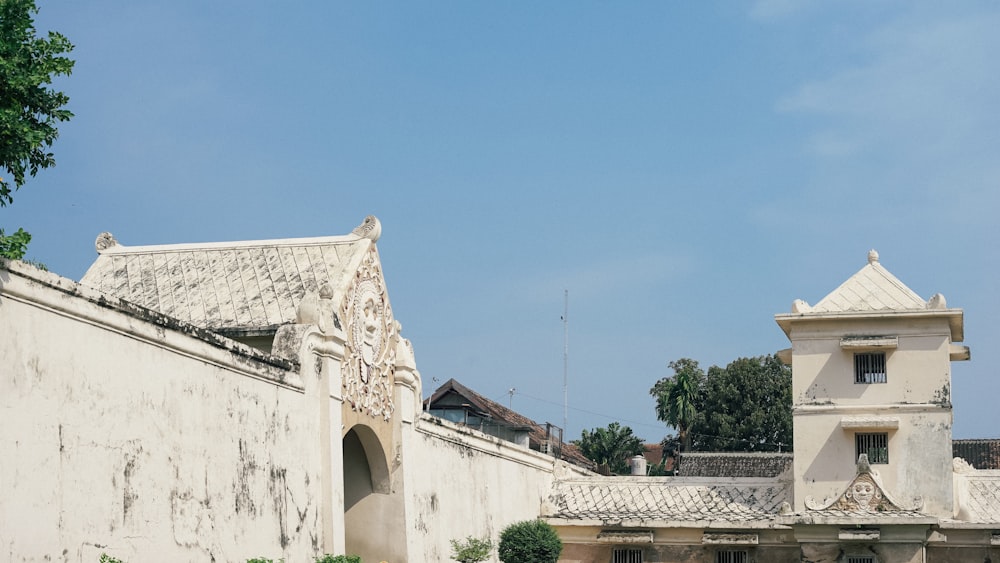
[2, 217, 998, 563]
[1, 217, 588, 563]
[545, 250, 1000, 563]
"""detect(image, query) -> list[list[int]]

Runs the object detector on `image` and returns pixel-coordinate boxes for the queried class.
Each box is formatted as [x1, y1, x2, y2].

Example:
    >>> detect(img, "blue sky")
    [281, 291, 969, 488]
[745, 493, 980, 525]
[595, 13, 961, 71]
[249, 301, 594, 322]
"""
[10, 1, 999, 443]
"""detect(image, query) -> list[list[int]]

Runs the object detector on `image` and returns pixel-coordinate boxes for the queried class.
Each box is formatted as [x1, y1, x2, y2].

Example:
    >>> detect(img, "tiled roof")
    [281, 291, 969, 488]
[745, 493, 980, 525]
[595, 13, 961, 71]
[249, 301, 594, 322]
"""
[953, 439, 1000, 470]
[811, 251, 926, 313]
[678, 452, 793, 478]
[80, 231, 371, 330]
[425, 379, 595, 469]
[960, 472, 1000, 523]
[547, 477, 790, 525]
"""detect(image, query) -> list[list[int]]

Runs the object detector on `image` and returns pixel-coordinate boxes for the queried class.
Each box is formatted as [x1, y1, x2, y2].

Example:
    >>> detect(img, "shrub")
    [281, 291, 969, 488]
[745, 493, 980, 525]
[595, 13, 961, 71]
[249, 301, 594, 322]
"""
[99, 555, 124, 563]
[497, 520, 562, 563]
[450, 535, 494, 563]
[314, 556, 362, 563]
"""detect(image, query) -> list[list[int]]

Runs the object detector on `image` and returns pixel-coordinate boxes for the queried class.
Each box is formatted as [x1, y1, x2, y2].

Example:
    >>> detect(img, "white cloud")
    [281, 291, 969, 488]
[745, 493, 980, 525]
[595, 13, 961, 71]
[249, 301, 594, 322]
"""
[778, 7, 1000, 154]
[772, 4, 1000, 225]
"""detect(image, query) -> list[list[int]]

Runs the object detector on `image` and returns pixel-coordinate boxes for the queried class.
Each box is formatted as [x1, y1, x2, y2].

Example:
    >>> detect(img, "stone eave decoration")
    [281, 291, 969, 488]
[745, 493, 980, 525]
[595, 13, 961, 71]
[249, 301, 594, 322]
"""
[341, 219, 396, 421]
[596, 530, 653, 544]
[805, 454, 922, 514]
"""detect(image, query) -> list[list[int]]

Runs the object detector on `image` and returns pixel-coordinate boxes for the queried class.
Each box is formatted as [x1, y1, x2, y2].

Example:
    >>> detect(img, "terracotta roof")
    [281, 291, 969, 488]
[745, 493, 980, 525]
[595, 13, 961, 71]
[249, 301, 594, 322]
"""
[547, 477, 790, 525]
[678, 452, 793, 478]
[643, 443, 675, 472]
[79, 223, 377, 331]
[425, 378, 594, 469]
[953, 439, 1000, 470]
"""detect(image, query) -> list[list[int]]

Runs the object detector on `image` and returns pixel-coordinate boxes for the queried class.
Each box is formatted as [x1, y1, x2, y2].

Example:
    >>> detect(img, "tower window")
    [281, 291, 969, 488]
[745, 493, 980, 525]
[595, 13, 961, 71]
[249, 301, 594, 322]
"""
[612, 548, 642, 563]
[855, 352, 886, 384]
[847, 556, 875, 563]
[856, 432, 889, 464]
[716, 551, 747, 563]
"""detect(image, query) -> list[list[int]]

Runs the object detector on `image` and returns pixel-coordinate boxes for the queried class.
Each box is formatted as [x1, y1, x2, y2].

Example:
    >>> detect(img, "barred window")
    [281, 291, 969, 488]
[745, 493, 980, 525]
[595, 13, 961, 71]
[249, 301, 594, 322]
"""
[716, 550, 747, 563]
[612, 548, 642, 563]
[856, 432, 889, 464]
[855, 352, 887, 384]
[847, 556, 875, 563]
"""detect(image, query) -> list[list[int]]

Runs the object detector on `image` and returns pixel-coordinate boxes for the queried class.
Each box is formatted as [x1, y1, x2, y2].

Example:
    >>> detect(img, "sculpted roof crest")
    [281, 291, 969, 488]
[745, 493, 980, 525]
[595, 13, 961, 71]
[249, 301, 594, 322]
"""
[805, 455, 922, 514]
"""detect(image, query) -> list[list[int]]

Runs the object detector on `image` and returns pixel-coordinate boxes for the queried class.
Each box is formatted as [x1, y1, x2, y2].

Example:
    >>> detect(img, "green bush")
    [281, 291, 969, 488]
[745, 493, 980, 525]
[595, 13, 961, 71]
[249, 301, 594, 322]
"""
[497, 520, 562, 563]
[450, 535, 493, 562]
[314, 555, 361, 563]
[99, 555, 125, 563]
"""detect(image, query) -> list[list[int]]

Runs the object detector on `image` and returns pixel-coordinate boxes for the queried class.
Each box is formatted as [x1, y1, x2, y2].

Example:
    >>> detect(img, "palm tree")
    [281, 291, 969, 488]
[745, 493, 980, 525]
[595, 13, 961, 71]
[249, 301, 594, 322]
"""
[651, 359, 703, 453]
[573, 422, 644, 475]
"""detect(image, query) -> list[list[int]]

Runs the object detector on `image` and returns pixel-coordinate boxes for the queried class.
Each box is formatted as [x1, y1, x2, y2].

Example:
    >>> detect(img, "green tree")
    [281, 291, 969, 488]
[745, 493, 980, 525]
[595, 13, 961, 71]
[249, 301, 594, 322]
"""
[650, 354, 792, 453]
[572, 422, 644, 475]
[497, 520, 562, 563]
[650, 358, 704, 453]
[0, 0, 74, 258]
[696, 354, 792, 451]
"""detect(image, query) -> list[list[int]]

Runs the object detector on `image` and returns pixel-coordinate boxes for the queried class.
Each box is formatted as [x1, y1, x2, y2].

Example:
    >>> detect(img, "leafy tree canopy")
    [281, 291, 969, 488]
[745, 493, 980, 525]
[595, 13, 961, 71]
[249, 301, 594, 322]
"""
[650, 354, 792, 452]
[0, 0, 74, 259]
[572, 422, 644, 475]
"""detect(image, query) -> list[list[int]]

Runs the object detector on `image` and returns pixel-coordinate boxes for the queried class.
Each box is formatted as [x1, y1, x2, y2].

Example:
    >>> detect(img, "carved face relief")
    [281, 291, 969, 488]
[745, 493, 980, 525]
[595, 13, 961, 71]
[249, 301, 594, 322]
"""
[352, 279, 383, 371]
[849, 482, 875, 509]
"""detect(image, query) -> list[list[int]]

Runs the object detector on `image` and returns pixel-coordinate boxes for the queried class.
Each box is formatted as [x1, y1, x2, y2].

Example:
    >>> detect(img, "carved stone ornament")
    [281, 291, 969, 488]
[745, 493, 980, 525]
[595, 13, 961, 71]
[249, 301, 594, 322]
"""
[351, 215, 382, 242]
[340, 247, 396, 420]
[95, 232, 119, 252]
[805, 454, 922, 513]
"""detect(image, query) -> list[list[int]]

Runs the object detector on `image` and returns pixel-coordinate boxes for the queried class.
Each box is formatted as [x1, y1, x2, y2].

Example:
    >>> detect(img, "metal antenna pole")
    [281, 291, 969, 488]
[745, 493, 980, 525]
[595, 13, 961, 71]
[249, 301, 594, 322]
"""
[563, 289, 569, 437]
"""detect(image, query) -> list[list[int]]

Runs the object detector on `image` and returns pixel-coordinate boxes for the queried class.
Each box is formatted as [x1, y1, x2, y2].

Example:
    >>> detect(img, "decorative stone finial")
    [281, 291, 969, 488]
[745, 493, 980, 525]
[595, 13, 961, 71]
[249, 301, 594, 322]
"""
[351, 215, 382, 242]
[95, 232, 119, 252]
[791, 299, 812, 314]
[867, 249, 879, 264]
[927, 293, 947, 309]
[953, 457, 975, 474]
[857, 453, 871, 474]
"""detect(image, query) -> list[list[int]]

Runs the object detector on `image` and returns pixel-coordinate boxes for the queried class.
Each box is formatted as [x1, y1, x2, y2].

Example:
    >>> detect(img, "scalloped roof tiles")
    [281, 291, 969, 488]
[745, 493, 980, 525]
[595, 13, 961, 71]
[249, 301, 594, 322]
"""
[548, 478, 790, 523]
[79, 235, 369, 330]
[962, 473, 1000, 523]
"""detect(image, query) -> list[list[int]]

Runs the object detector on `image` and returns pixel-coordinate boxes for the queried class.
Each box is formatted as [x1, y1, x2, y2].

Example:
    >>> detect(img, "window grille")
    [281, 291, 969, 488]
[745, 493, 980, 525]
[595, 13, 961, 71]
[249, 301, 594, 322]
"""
[856, 432, 889, 464]
[612, 548, 642, 563]
[847, 556, 875, 563]
[715, 550, 747, 563]
[854, 352, 887, 383]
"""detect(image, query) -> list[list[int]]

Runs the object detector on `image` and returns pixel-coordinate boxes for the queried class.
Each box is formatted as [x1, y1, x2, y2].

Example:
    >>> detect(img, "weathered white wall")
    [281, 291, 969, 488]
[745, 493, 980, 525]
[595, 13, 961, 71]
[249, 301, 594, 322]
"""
[403, 415, 591, 563]
[788, 316, 956, 516]
[0, 263, 324, 562]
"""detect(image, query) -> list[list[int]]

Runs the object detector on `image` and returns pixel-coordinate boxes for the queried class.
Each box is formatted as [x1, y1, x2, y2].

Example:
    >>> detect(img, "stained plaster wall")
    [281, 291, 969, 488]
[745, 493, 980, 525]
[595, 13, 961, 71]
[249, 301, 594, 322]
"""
[788, 317, 956, 516]
[926, 528, 1000, 563]
[0, 262, 324, 562]
[556, 527, 800, 563]
[403, 414, 590, 563]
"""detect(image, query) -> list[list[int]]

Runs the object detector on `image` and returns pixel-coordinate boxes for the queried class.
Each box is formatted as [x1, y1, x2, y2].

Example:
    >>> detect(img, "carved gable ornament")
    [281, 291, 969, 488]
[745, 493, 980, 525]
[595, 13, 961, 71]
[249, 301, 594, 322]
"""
[805, 455, 922, 513]
[341, 246, 396, 421]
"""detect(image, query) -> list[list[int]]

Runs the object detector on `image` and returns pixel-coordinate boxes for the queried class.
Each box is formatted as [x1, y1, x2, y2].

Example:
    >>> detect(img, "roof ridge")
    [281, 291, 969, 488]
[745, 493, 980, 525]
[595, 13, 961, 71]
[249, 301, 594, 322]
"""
[96, 234, 365, 256]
